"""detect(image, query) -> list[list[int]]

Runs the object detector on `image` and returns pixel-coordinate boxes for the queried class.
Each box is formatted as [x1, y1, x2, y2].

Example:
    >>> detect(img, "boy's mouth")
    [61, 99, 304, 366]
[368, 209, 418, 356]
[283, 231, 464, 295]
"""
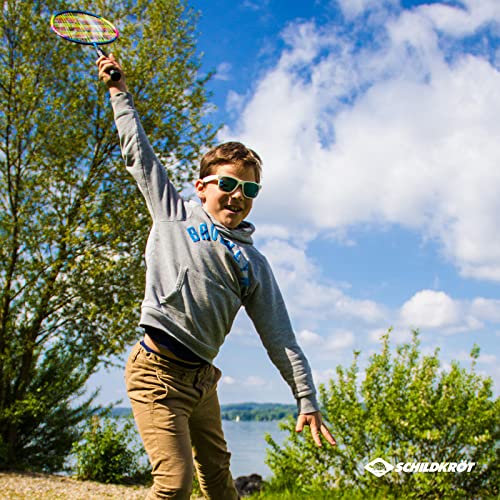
[225, 204, 243, 213]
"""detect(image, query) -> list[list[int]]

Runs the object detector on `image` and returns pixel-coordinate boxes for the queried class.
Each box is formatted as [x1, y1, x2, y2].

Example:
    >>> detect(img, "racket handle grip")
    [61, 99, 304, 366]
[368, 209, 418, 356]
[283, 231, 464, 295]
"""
[109, 69, 121, 81]
[96, 46, 121, 81]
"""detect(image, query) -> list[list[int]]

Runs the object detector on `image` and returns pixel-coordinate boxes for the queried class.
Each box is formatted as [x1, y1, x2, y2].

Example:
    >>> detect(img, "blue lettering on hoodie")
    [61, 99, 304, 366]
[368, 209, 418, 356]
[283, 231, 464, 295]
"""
[200, 223, 211, 241]
[187, 226, 200, 242]
[186, 224, 250, 286]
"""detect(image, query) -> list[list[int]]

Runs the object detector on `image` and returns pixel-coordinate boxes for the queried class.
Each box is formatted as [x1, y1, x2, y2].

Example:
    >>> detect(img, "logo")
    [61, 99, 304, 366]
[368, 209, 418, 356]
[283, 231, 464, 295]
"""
[364, 457, 476, 477]
[364, 458, 394, 477]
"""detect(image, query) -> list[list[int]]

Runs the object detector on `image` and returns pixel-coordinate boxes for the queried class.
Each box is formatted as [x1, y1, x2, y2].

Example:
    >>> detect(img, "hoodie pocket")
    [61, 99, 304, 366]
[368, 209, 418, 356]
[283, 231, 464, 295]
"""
[160, 267, 188, 304]
[159, 267, 241, 343]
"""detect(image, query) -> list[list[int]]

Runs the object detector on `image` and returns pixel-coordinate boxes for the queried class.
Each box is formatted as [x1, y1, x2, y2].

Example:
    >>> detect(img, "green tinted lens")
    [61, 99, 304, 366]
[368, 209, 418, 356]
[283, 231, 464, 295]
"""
[243, 182, 260, 198]
[218, 176, 238, 192]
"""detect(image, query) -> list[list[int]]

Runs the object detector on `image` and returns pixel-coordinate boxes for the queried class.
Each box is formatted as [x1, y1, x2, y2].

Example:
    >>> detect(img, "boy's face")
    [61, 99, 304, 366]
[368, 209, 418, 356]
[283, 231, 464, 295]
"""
[195, 163, 257, 229]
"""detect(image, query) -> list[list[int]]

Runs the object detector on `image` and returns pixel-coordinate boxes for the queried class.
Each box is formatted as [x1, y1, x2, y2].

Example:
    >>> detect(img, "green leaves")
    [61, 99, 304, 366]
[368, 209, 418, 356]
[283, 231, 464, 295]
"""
[264, 330, 500, 498]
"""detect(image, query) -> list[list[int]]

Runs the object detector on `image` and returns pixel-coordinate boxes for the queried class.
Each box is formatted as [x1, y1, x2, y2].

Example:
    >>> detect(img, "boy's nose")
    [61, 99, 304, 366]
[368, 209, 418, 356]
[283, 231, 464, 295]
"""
[231, 186, 244, 198]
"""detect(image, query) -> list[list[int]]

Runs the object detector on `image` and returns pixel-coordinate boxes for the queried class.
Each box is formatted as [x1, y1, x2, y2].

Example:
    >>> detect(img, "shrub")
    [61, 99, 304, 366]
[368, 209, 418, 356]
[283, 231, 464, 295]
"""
[264, 330, 499, 499]
[71, 412, 150, 484]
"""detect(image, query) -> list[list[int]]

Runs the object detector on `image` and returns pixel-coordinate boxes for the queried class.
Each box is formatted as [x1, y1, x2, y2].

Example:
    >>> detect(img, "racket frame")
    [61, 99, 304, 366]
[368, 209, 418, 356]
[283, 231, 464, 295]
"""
[50, 9, 121, 81]
[50, 9, 119, 46]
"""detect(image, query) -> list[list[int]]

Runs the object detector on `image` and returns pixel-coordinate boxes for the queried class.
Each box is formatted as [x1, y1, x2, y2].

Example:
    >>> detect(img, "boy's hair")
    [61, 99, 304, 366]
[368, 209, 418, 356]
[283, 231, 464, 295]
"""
[200, 141, 262, 182]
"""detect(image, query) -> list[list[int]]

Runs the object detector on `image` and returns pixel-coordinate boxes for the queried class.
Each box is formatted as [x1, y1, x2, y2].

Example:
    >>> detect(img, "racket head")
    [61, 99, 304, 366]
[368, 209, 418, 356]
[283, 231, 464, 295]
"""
[50, 10, 119, 46]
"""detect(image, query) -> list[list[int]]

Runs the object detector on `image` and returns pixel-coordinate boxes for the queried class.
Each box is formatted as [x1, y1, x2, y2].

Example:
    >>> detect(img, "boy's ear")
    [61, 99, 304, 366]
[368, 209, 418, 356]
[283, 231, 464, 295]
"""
[194, 179, 206, 203]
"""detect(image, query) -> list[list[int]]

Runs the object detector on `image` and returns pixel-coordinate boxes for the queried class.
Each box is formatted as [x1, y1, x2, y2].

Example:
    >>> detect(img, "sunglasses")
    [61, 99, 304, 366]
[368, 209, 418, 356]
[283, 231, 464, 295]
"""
[201, 175, 262, 199]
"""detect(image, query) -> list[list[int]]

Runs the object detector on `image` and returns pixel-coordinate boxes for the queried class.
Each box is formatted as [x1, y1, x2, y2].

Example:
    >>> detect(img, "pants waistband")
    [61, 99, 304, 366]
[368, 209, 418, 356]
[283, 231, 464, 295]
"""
[143, 326, 205, 364]
[140, 340, 206, 369]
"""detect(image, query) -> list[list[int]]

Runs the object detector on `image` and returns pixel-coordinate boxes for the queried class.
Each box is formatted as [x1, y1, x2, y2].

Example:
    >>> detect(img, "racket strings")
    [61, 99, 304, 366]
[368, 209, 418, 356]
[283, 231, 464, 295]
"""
[52, 13, 117, 44]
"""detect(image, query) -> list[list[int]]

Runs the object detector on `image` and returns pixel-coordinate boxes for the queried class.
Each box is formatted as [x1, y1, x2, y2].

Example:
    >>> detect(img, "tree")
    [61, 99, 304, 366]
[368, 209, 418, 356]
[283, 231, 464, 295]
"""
[264, 331, 500, 499]
[0, 0, 217, 470]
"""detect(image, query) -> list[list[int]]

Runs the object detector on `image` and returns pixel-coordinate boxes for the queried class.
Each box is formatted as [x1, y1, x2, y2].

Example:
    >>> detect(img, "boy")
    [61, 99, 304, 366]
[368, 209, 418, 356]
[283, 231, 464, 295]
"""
[97, 54, 335, 500]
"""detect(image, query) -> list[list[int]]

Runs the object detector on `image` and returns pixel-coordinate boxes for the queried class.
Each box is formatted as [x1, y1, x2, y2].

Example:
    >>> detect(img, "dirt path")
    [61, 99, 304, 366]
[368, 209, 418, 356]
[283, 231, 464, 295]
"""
[0, 471, 185, 499]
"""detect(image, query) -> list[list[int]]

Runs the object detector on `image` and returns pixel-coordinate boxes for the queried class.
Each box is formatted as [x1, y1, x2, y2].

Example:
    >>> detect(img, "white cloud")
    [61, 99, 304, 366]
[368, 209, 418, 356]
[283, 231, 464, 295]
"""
[325, 330, 355, 350]
[369, 327, 413, 344]
[297, 329, 324, 347]
[226, 90, 247, 114]
[220, 375, 270, 388]
[312, 367, 337, 385]
[398, 289, 491, 334]
[254, 223, 315, 247]
[471, 298, 500, 322]
[242, 0, 270, 11]
[221, 2, 500, 281]
[215, 62, 232, 81]
[336, 0, 398, 20]
[400, 290, 462, 329]
[244, 375, 267, 387]
[298, 328, 355, 352]
[419, 0, 500, 37]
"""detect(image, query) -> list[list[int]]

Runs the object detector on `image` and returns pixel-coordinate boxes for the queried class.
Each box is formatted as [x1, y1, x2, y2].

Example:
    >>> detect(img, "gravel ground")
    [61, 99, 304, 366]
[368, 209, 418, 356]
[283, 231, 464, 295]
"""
[0, 471, 204, 499]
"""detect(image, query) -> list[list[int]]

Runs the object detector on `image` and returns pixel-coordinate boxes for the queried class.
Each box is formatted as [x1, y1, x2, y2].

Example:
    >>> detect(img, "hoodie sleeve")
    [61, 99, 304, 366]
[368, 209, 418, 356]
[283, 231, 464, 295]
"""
[110, 92, 186, 221]
[244, 254, 319, 414]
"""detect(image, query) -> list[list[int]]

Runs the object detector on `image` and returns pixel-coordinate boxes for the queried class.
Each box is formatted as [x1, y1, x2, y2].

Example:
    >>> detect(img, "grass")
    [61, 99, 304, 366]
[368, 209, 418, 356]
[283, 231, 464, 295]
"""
[247, 482, 406, 500]
[247, 487, 381, 499]
[249, 491, 336, 499]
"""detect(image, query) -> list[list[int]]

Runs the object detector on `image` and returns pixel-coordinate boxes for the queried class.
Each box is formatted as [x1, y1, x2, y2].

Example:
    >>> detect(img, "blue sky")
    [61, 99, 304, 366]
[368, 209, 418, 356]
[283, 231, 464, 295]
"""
[89, 0, 500, 406]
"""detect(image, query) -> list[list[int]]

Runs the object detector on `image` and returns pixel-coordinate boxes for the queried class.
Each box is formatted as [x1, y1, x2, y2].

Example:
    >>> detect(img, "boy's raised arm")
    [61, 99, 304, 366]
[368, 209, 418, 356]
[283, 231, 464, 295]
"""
[97, 54, 186, 221]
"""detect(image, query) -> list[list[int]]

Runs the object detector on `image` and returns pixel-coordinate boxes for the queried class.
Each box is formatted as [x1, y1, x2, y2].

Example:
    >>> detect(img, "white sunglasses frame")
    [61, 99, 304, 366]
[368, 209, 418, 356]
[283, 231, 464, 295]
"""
[201, 174, 262, 199]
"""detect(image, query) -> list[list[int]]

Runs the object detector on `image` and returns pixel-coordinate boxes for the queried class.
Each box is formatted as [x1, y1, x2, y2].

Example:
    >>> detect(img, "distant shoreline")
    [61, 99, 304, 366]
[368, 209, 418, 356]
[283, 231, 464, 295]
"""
[112, 402, 297, 421]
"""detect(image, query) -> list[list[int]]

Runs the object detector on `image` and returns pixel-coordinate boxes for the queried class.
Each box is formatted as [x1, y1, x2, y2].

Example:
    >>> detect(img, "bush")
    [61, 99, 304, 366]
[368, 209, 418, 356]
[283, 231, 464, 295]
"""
[71, 412, 151, 485]
[264, 330, 500, 499]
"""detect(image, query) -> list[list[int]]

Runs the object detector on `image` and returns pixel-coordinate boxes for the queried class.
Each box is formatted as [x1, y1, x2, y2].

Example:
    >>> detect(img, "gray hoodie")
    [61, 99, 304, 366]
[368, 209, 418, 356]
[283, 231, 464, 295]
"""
[111, 92, 318, 414]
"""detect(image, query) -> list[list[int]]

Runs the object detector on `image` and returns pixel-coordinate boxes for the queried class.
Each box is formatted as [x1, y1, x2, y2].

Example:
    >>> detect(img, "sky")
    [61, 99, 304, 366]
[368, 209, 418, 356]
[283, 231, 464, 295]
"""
[88, 0, 500, 407]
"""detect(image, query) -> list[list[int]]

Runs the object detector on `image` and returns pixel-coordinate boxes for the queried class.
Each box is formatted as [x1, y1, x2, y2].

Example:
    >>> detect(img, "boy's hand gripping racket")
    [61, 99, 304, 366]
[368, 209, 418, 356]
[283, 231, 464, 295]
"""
[50, 10, 121, 81]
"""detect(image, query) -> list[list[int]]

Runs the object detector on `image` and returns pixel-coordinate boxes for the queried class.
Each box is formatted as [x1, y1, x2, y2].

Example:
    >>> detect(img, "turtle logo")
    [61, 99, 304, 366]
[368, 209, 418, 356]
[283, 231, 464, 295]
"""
[364, 458, 395, 477]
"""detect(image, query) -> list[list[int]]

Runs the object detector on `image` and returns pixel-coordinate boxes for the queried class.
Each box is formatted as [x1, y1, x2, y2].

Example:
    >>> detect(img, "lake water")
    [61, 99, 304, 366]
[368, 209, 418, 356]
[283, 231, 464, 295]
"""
[222, 420, 288, 479]
[111, 417, 288, 480]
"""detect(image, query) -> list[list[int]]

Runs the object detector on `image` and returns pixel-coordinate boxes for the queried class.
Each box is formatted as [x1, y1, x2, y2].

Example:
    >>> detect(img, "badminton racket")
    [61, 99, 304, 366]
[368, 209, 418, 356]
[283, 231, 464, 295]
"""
[50, 10, 121, 81]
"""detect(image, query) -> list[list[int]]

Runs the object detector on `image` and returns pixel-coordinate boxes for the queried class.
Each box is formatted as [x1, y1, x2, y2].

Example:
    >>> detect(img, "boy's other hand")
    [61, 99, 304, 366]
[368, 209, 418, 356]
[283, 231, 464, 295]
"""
[296, 411, 336, 447]
[97, 53, 128, 95]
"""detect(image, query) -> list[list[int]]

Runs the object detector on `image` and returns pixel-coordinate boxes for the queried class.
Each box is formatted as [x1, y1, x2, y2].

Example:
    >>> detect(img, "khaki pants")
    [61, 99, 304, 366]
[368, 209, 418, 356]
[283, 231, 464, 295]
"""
[125, 342, 239, 500]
